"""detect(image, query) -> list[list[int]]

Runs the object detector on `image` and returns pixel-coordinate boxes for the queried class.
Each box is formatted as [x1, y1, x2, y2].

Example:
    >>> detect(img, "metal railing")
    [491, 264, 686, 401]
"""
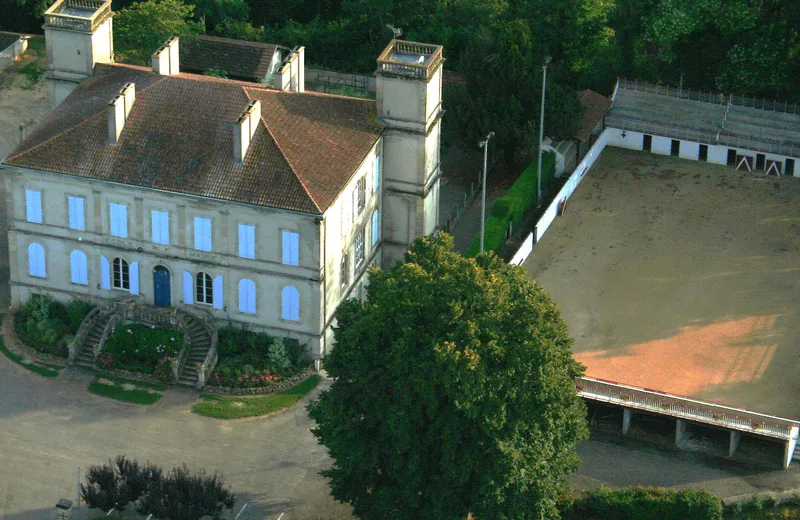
[618, 78, 799, 115]
[605, 115, 800, 157]
[578, 377, 799, 440]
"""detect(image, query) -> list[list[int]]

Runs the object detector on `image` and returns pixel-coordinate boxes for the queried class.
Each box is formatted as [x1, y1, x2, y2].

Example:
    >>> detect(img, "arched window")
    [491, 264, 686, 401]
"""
[112, 258, 129, 290]
[238, 278, 256, 314]
[281, 286, 300, 322]
[28, 243, 46, 278]
[196, 272, 213, 305]
[70, 250, 88, 285]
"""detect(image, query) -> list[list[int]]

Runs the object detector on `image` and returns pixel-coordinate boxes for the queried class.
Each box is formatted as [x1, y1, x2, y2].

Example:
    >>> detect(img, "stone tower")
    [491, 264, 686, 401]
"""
[375, 40, 443, 267]
[43, 0, 114, 108]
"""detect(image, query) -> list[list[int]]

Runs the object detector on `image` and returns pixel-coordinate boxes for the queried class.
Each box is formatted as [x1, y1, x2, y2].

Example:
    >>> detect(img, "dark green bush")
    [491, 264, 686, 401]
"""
[14, 295, 95, 358]
[562, 487, 723, 520]
[101, 323, 183, 377]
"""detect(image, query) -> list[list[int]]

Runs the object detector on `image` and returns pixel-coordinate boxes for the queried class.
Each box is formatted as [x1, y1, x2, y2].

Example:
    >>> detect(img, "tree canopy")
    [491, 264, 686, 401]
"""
[309, 234, 588, 519]
[113, 0, 202, 65]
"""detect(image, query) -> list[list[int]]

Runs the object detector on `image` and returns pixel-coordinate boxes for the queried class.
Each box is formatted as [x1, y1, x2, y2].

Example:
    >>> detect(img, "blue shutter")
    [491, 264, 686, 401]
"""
[26, 190, 42, 223]
[28, 243, 45, 277]
[70, 250, 87, 285]
[152, 210, 169, 245]
[100, 255, 110, 290]
[194, 218, 212, 251]
[372, 209, 379, 245]
[129, 261, 139, 295]
[212, 275, 223, 310]
[68, 196, 85, 231]
[282, 231, 299, 266]
[238, 278, 256, 314]
[282, 286, 299, 321]
[238, 224, 254, 258]
[110, 204, 127, 238]
[183, 270, 193, 304]
[374, 156, 380, 192]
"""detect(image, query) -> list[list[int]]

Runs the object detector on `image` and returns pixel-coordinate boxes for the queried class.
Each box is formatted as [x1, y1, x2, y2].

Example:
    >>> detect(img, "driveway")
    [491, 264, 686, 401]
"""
[0, 358, 354, 520]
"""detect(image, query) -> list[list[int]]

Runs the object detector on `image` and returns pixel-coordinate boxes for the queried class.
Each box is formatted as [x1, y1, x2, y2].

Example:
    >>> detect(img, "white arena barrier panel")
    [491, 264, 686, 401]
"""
[510, 129, 609, 265]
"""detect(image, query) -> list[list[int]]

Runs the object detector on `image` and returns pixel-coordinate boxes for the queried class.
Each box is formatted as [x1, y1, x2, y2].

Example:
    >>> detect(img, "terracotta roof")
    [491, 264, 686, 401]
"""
[180, 35, 278, 81]
[575, 89, 612, 142]
[4, 63, 383, 214]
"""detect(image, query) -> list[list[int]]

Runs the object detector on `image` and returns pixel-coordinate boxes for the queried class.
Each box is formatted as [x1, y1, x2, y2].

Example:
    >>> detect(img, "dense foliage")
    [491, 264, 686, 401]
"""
[81, 455, 235, 520]
[211, 325, 308, 387]
[309, 234, 588, 519]
[14, 295, 94, 358]
[562, 487, 723, 520]
[2, 0, 796, 154]
[98, 323, 183, 380]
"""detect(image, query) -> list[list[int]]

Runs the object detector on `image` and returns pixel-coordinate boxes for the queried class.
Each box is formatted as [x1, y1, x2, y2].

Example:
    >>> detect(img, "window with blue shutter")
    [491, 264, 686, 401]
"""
[238, 278, 256, 314]
[25, 189, 42, 224]
[194, 217, 212, 252]
[70, 250, 88, 285]
[68, 196, 85, 231]
[238, 224, 255, 259]
[282, 231, 299, 266]
[371, 209, 379, 245]
[109, 203, 128, 238]
[374, 155, 380, 193]
[281, 286, 300, 322]
[28, 243, 46, 278]
[151, 210, 170, 245]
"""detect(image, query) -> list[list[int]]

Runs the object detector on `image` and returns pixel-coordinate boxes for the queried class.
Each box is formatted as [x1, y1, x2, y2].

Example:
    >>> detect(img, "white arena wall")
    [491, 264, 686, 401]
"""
[604, 127, 799, 176]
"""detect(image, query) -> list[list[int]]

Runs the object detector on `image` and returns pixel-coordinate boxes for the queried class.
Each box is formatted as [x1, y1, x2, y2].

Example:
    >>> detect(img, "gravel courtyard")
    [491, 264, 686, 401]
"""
[526, 147, 800, 418]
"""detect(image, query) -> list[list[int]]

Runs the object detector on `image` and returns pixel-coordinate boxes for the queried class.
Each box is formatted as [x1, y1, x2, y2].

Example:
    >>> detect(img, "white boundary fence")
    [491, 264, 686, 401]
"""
[510, 129, 609, 265]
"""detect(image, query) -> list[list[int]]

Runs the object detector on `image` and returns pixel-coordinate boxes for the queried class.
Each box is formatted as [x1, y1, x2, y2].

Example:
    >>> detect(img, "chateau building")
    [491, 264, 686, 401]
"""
[2, 0, 444, 358]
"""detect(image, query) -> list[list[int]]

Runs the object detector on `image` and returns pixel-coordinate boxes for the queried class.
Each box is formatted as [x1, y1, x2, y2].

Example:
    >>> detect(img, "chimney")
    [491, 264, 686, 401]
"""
[234, 100, 261, 163]
[108, 82, 135, 146]
[273, 47, 305, 93]
[152, 36, 180, 75]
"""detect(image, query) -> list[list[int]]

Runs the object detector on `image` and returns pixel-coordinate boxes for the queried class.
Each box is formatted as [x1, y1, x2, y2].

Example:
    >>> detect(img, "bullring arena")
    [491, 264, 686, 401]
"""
[525, 147, 800, 420]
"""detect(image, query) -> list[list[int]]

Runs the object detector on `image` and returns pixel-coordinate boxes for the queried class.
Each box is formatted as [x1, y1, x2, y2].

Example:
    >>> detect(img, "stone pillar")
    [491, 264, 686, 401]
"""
[675, 419, 687, 445]
[622, 408, 633, 435]
[729, 431, 741, 457]
[783, 426, 798, 470]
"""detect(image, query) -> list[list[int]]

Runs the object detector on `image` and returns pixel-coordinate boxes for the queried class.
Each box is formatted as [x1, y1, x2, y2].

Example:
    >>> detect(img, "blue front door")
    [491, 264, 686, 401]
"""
[153, 266, 170, 307]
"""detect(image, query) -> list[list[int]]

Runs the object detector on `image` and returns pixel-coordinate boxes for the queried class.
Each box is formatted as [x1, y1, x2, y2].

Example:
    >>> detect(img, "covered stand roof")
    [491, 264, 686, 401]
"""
[3, 63, 383, 214]
[575, 89, 612, 143]
[608, 79, 800, 157]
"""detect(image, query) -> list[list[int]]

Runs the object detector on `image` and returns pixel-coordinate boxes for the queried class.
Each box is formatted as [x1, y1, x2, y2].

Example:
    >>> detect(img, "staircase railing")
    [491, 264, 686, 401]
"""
[182, 307, 219, 388]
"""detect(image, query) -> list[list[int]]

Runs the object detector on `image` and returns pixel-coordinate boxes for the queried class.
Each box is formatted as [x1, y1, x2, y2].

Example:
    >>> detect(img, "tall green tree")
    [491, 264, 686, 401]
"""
[113, 0, 202, 65]
[309, 234, 588, 520]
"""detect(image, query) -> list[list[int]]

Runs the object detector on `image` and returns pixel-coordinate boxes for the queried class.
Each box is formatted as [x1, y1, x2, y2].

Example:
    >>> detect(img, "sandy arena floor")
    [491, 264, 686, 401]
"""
[525, 147, 800, 419]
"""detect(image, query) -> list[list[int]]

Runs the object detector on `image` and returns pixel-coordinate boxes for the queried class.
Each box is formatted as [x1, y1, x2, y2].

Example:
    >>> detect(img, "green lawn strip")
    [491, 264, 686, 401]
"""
[0, 336, 61, 378]
[96, 373, 168, 391]
[88, 377, 163, 405]
[193, 374, 322, 419]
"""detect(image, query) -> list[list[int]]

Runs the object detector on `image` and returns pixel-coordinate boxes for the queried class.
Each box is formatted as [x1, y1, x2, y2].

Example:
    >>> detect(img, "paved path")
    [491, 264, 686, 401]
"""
[0, 358, 353, 520]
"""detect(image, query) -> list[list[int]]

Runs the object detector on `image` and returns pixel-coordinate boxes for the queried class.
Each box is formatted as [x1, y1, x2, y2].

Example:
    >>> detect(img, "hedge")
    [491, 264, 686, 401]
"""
[562, 487, 723, 520]
[465, 151, 555, 257]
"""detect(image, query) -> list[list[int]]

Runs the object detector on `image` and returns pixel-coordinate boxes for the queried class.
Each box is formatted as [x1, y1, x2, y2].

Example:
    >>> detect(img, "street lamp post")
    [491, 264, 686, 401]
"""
[536, 56, 551, 206]
[479, 131, 495, 254]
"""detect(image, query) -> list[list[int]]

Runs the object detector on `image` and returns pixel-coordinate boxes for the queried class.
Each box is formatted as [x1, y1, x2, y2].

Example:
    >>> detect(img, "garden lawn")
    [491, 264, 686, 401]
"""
[193, 375, 321, 419]
[88, 376, 164, 405]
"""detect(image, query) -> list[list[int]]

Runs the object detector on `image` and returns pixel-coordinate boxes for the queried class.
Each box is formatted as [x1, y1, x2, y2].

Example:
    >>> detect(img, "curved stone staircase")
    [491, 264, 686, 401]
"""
[70, 299, 218, 388]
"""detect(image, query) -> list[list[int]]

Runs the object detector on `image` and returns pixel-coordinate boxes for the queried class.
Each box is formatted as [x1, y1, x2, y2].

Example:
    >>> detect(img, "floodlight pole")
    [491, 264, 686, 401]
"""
[536, 56, 551, 207]
[479, 131, 495, 253]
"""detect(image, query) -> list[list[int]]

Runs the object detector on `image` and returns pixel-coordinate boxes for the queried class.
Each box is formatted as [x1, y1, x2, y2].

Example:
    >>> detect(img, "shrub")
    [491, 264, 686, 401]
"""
[563, 487, 723, 520]
[211, 326, 306, 387]
[268, 338, 291, 374]
[14, 295, 94, 358]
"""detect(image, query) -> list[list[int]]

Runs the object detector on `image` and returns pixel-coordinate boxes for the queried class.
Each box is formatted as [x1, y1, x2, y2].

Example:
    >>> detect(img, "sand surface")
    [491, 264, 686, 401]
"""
[526, 147, 800, 418]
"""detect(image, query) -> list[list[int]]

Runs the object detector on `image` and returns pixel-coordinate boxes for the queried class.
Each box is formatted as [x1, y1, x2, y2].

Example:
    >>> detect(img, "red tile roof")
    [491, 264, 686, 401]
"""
[4, 63, 383, 214]
[180, 35, 278, 82]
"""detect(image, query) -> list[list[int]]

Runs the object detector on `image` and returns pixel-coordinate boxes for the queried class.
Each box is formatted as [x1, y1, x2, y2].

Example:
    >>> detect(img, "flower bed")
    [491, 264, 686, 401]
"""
[97, 323, 183, 382]
[204, 367, 316, 396]
[13, 295, 94, 359]
[210, 325, 309, 389]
